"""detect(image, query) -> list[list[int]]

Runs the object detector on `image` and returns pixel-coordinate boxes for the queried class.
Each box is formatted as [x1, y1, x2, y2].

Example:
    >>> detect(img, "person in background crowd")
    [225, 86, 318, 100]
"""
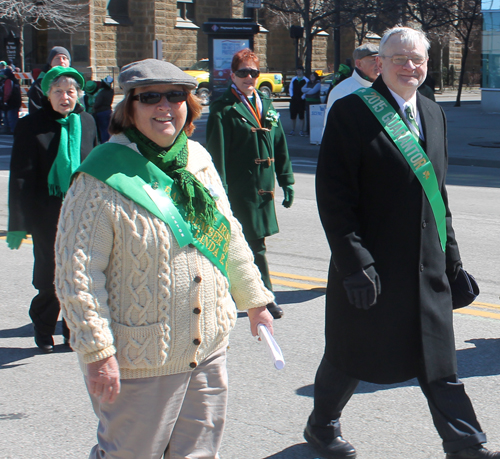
[325, 64, 352, 101]
[306, 26, 500, 459]
[92, 75, 114, 143]
[54, 58, 274, 459]
[28, 46, 71, 114]
[206, 48, 295, 319]
[418, 73, 436, 101]
[301, 71, 321, 136]
[0, 63, 6, 132]
[2, 67, 22, 134]
[323, 43, 380, 133]
[84, 80, 98, 114]
[7, 66, 98, 353]
[288, 66, 308, 136]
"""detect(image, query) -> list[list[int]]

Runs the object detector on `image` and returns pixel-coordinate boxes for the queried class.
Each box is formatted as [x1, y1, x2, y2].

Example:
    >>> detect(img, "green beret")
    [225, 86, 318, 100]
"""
[41, 66, 85, 95]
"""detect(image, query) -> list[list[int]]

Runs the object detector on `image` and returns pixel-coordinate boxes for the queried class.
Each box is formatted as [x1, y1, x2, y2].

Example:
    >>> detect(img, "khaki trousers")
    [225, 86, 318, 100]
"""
[88, 347, 228, 459]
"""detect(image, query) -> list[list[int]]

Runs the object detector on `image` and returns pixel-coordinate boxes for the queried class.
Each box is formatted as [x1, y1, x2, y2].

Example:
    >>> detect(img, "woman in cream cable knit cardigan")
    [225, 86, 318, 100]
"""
[54, 59, 274, 459]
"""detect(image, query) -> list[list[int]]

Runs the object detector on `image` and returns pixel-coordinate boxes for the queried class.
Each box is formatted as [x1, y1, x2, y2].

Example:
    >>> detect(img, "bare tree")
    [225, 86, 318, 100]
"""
[261, 0, 340, 74]
[447, 0, 482, 106]
[0, 0, 89, 71]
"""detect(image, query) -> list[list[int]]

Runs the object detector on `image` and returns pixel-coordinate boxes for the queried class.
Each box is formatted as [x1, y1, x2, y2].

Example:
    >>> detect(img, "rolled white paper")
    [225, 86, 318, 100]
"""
[257, 324, 285, 370]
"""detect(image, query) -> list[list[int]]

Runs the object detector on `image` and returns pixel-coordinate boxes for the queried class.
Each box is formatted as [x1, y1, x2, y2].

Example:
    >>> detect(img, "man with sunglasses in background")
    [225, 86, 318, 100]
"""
[207, 48, 295, 320]
[307, 26, 499, 459]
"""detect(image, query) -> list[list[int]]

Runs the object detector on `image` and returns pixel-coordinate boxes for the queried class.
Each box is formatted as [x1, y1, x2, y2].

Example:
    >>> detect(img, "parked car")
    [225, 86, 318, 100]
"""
[185, 59, 284, 105]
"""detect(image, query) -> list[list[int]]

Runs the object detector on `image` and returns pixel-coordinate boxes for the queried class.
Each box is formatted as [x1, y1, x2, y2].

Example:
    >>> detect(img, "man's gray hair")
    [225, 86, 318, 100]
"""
[379, 26, 430, 57]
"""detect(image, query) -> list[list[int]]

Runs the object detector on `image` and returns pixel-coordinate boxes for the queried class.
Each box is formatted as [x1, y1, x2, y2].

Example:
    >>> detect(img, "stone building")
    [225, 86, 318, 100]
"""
[1, 1, 329, 81]
[0, 0, 480, 90]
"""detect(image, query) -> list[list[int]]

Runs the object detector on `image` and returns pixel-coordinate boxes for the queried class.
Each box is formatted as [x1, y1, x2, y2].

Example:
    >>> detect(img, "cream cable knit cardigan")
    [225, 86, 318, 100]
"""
[55, 134, 274, 379]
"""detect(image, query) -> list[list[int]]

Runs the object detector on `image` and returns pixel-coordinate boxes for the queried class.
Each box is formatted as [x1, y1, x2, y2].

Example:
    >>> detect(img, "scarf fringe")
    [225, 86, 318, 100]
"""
[48, 184, 65, 198]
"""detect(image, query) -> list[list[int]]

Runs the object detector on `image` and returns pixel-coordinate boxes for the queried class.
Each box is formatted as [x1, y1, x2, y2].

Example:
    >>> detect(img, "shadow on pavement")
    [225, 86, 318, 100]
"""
[0, 346, 38, 368]
[0, 322, 32, 338]
[274, 289, 325, 305]
[262, 442, 321, 459]
[295, 338, 500, 397]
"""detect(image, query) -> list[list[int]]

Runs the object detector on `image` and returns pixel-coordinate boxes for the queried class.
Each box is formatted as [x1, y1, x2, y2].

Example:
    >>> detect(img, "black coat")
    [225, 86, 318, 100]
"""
[9, 100, 98, 235]
[317, 77, 461, 384]
[27, 78, 44, 114]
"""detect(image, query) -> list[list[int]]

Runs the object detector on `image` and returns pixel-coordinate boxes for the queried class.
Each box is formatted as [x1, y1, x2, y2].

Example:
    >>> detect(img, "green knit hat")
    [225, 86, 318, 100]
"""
[41, 66, 85, 95]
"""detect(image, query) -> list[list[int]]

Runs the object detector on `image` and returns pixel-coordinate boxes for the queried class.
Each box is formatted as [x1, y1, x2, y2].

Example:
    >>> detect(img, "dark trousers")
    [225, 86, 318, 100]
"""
[6, 108, 19, 133]
[94, 110, 111, 143]
[29, 220, 67, 337]
[247, 238, 273, 292]
[309, 356, 486, 453]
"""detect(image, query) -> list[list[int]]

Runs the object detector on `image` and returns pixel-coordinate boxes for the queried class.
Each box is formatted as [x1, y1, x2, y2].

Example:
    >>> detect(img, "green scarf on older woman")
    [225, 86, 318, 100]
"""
[47, 112, 82, 198]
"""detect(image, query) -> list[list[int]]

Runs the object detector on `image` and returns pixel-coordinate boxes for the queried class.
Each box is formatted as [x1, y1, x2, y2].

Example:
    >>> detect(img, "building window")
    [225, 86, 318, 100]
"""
[177, 0, 195, 21]
[176, 0, 198, 29]
[105, 0, 132, 25]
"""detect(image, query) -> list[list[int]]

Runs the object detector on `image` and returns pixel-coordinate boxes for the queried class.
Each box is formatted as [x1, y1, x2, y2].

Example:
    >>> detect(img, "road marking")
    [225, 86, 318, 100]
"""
[270, 271, 500, 319]
[270, 271, 327, 283]
[0, 234, 33, 245]
[455, 308, 500, 320]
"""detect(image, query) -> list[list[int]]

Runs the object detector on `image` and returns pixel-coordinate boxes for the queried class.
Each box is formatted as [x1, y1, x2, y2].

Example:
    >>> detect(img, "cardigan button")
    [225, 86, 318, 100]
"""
[193, 308, 201, 314]
[193, 338, 201, 346]
[420, 264, 424, 272]
[194, 275, 202, 283]
[422, 220, 427, 228]
[190, 362, 197, 369]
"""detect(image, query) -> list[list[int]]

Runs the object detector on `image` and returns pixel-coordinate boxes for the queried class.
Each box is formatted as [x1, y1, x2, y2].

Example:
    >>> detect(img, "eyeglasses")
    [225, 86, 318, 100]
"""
[234, 68, 260, 78]
[132, 91, 188, 104]
[381, 54, 427, 67]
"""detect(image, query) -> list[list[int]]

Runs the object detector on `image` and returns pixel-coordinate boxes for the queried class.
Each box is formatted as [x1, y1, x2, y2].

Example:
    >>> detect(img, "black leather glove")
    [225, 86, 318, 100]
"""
[343, 265, 381, 310]
[446, 260, 463, 283]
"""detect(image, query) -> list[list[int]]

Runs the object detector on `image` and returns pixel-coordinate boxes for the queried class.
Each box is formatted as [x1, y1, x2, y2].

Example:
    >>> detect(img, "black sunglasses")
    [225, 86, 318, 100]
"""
[132, 91, 188, 104]
[234, 68, 260, 78]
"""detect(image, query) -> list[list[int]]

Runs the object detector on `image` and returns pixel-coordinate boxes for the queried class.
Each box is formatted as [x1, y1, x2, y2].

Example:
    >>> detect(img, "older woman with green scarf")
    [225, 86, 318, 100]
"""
[54, 59, 275, 459]
[7, 66, 98, 353]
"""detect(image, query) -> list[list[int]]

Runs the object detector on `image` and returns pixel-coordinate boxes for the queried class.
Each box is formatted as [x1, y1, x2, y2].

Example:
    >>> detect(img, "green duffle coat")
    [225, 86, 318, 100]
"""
[206, 87, 294, 241]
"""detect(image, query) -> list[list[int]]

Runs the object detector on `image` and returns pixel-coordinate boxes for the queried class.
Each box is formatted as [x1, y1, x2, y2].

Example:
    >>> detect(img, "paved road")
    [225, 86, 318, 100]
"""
[1, 92, 500, 458]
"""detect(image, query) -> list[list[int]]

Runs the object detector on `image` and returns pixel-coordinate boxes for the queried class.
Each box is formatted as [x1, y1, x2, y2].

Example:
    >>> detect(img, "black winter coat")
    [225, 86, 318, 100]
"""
[317, 77, 461, 384]
[8, 100, 98, 234]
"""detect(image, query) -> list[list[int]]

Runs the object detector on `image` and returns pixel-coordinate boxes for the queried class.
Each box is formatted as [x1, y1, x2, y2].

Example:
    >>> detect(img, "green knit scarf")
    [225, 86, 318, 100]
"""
[48, 112, 82, 197]
[125, 127, 216, 225]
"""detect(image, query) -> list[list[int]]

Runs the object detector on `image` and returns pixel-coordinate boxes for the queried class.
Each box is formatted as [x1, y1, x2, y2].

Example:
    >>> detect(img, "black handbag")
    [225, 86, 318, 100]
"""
[451, 268, 480, 309]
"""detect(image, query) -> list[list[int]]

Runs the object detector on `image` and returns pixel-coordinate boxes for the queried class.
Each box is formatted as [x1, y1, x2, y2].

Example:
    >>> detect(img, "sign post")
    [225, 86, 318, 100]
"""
[153, 40, 163, 60]
[201, 19, 259, 102]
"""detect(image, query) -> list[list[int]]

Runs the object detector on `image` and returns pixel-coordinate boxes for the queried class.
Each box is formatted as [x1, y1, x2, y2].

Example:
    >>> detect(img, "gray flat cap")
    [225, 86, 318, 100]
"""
[353, 43, 379, 61]
[118, 59, 198, 92]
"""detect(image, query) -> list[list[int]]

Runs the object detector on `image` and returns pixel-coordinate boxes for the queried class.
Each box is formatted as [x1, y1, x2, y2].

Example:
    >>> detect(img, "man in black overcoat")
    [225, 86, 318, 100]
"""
[305, 26, 500, 459]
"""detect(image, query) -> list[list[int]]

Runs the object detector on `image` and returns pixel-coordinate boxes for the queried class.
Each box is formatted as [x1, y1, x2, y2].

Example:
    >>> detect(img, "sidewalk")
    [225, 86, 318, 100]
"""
[273, 90, 500, 169]
[102, 88, 500, 169]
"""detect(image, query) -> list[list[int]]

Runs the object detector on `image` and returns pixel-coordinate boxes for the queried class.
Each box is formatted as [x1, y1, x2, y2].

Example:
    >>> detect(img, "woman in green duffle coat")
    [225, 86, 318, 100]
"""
[206, 48, 295, 319]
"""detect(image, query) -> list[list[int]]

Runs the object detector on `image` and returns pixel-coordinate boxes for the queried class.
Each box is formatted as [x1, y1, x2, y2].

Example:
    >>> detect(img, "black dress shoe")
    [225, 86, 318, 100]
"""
[34, 329, 54, 353]
[304, 423, 356, 458]
[446, 444, 500, 458]
[266, 302, 284, 319]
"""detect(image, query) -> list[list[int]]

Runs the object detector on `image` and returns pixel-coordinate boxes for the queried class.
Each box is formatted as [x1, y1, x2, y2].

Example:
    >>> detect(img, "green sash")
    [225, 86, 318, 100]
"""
[355, 87, 447, 252]
[75, 143, 231, 278]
